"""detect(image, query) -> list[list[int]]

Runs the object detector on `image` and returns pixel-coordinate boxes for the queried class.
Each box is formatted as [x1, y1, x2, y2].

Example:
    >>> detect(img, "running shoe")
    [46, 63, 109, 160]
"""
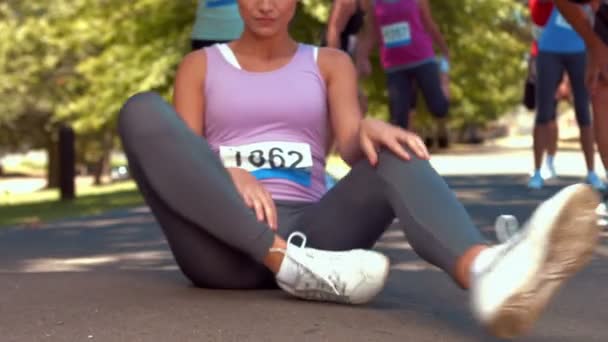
[527, 172, 544, 190]
[471, 184, 600, 338]
[274, 232, 390, 305]
[586, 171, 606, 191]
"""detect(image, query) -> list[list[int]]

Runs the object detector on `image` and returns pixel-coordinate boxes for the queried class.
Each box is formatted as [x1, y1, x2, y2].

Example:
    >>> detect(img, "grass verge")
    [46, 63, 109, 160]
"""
[0, 181, 143, 228]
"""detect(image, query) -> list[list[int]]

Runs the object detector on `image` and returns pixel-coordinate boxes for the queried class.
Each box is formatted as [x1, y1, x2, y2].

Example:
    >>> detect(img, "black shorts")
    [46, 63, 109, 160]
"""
[523, 56, 538, 110]
[523, 80, 536, 111]
[535, 52, 591, 127]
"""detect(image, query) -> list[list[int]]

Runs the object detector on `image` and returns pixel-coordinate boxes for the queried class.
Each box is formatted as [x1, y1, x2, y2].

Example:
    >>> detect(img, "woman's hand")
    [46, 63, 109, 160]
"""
[227, 168, 278, 231]
[359, 118, 430, 166]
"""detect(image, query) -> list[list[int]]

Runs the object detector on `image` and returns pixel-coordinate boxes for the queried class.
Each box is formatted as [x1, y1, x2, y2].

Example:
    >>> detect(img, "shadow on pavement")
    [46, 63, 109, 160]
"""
[0, 175, 606, 341]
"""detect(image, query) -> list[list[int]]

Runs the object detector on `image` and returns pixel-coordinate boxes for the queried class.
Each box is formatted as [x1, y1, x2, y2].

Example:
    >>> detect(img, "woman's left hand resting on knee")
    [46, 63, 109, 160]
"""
[320, 49, 430, 168]
[359, 118, 430, 166]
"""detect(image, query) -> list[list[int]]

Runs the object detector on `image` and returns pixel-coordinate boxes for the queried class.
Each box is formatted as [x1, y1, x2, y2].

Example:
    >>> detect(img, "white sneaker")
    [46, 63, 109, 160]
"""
[586, 171, 606, 191]
[274, 232, 390, 305]
[471, 184, 601, 338]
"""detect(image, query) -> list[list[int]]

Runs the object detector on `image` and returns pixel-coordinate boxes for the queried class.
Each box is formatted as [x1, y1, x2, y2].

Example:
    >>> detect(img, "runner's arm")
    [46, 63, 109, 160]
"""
[173, 50, 207, 136]
[418, 0, 449, 59]
[327, 0, 358, 49]
[554, 0, 604, 49]
[355, 0, 377, 67]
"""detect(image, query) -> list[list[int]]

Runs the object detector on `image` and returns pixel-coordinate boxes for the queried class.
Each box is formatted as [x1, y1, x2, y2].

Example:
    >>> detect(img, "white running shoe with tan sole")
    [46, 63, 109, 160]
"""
[471, 184, 601, 338]
[274, 232, 390, 305]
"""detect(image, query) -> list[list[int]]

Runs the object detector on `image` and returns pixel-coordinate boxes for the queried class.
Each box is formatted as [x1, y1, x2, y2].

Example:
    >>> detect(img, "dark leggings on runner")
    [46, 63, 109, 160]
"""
[117, 92, 486, 289]
[536, 51, 590, 126]
[387, 61, 449, 129]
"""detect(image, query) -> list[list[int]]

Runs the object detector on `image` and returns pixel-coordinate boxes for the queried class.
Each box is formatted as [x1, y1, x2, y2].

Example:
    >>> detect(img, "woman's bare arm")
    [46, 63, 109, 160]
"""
[173, 50, 207, 135]
[318, 48, 365, 165]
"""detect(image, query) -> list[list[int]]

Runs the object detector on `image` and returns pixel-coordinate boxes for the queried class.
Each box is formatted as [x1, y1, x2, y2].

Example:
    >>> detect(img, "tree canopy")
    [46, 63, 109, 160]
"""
[1, 0, 531, 161]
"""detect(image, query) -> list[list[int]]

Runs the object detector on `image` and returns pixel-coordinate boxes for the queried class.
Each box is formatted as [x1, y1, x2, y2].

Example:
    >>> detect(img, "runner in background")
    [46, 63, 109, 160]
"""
[528, 1, 604, 190]
[191, 0, 243, 50]
[356, 0, 451, 148]
[555, 0, 608, 191]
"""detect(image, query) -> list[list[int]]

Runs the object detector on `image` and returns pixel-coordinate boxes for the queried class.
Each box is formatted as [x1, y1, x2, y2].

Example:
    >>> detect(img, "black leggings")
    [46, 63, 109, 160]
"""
[117, 92, 486, 289]
[535, 51, 590, 126]
[386, 61, 449, 129]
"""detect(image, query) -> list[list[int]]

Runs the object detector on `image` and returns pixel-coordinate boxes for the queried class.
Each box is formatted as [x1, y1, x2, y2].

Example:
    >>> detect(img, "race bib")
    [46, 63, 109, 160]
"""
[219, 141, 313, 186]
[556, 13, 573, 30]
[382, 22, 411, 48]
[206, 0, 237, 8]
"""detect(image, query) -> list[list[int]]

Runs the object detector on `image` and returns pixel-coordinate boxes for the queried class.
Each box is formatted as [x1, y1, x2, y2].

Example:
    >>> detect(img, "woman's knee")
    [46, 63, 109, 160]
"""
[377, 148, 432, 172]
[118, 91, 166, 134]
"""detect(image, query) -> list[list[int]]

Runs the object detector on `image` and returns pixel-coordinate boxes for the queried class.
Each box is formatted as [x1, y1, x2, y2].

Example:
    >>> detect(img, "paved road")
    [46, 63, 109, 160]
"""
[1, 172, 607, 341]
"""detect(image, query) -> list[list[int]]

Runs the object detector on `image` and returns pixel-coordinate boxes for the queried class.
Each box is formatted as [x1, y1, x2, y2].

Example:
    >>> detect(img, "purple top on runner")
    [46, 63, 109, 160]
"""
[203, 44, 329, 202]
[373, 0, 436, 71]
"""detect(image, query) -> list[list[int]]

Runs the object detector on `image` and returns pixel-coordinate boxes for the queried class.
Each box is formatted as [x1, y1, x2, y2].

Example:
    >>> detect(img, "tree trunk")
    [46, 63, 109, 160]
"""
[46, 136, 60, 189]
[93, 130, 113, 186]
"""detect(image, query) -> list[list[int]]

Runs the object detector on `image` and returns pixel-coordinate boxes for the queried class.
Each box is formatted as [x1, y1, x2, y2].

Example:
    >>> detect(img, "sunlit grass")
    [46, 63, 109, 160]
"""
[326, 154, 351, 179]
[0, 181, 143, 228]
[2, 163, 45, 177]
[0, 156, 349, 228]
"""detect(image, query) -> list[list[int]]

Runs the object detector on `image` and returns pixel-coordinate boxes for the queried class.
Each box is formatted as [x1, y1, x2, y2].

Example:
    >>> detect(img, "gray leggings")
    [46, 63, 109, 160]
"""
[117, 92, 486, 289]
[536, 51, 591, 126]
[386, 61, 449, 128]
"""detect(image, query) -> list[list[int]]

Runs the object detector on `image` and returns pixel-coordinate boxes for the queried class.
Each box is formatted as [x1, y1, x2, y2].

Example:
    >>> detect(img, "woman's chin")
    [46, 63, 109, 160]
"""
[250, 27, 281, 38]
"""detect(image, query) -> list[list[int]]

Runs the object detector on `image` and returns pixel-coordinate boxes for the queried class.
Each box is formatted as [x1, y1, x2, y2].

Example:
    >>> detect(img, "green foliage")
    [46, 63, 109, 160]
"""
[0, 2, 70, 150]
[0, 0, 197, 167]
[0, 0, 531, 159]
[56, 1, 197, 132]
[427, 0, 529, 129]
[294, 0, 531, 130]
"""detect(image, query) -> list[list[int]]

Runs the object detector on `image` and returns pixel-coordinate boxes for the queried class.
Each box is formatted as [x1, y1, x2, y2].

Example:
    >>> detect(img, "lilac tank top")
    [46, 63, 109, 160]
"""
[203, 44, 329, 202]
[373, 0, 435, 70]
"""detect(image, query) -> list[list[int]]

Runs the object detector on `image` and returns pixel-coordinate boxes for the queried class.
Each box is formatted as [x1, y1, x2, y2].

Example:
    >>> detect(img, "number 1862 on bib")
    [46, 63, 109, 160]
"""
[219, 141, 314, 172]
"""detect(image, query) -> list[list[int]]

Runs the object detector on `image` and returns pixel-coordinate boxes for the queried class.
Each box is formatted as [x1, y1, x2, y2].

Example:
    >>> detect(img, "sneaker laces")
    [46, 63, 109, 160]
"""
[270, 232, 341, 296]
[494, 215, 520, 244]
